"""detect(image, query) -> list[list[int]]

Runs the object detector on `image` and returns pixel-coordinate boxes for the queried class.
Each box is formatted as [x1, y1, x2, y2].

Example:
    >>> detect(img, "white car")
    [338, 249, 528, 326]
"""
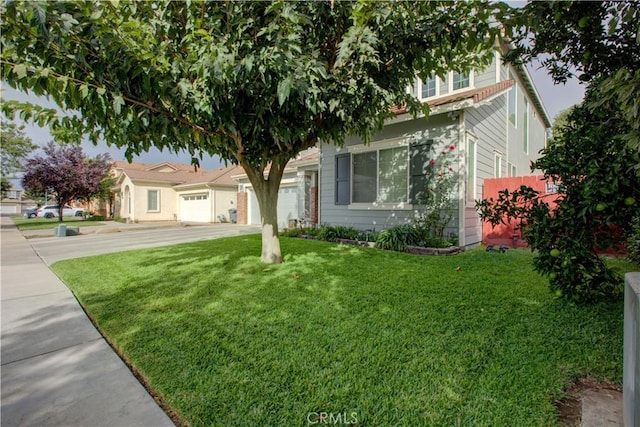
[37, 205, 84, 219]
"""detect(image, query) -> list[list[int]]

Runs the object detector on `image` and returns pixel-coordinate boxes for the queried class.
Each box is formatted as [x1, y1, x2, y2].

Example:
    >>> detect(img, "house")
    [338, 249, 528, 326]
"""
[0, 187, 37, 216]
[233, 148, 319, 228]
[318, 50, 551, 247]
[111, 160, 243, 223]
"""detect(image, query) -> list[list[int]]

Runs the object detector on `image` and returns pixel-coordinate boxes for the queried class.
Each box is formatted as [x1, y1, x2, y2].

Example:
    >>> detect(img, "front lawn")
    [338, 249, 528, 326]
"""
[52, 236, 637, 426]
[11, 216, 105, 230]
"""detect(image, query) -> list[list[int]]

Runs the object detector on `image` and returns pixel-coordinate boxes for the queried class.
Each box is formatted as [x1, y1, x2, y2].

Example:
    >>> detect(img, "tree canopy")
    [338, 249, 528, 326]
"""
[1, 0, 503, 263]
[0, 120, 37, 195]
[22, 142, 112, 221]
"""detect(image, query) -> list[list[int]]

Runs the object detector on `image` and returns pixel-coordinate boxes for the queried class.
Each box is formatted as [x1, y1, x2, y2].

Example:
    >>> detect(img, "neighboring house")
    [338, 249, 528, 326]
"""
[234, 148, 319, 228]
[319, 49, 551, 247]
[0, 187, 37, 215]
[112, 160, 243, 223]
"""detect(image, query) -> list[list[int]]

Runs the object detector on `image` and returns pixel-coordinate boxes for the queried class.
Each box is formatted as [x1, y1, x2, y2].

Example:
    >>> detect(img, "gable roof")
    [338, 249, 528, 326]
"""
[112, 160, 243, 187]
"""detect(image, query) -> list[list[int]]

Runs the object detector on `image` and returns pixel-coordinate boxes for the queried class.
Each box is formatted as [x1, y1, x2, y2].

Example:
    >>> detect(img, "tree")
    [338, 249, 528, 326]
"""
[477, 91, 639, 303]
[1, 0, 503, 263]
[501, 0, 640, 154]
[22, 142, 112, 221]
[474, 0, 640, 303]
[0, 120, 37, 196]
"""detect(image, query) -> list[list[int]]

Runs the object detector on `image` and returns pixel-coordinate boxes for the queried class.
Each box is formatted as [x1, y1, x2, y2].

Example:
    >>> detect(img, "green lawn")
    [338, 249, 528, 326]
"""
[12, 216, 105, 230]
[52, 236, 637, 426]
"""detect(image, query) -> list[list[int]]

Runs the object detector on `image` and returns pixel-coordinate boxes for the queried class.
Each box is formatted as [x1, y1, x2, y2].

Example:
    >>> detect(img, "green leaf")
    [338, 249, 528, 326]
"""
[96, 87, 106, 96]
[13, 64, 28, 79]
[113, 95, 125, 115]
[277, 76, 293, 106]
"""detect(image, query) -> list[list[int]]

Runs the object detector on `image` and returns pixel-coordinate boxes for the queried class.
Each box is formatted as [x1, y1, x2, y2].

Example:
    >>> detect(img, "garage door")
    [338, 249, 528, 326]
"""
[248, 187, 298, 227]
[0, 205, 18, 214]
[179, 193, 210, 222]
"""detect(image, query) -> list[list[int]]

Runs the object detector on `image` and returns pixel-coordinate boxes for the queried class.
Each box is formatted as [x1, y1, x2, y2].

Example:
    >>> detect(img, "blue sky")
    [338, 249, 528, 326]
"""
[1, 62, 585, 173]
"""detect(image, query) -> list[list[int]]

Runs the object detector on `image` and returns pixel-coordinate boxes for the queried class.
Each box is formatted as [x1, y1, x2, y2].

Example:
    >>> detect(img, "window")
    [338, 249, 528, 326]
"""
[147, 190, 159, 211]
[353, 147, 408, 204]
[335, 154, 351, 205]
[523, 99, 530, 154]
[466, 137, 477, 203]
[494, 153, 502, 178]
[421, 75, 437, 98]
[508, 77, 517, 126]
[452, 72, 470, 90]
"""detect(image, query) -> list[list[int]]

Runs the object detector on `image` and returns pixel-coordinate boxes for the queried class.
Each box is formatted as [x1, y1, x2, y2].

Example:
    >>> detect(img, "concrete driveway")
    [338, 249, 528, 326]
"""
[28, 222, 262, 265]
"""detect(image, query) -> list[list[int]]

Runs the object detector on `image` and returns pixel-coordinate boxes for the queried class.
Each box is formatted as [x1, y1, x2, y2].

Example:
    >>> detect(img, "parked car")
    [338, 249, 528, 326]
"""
[24, 206, 39, 218]
[37, 205, 84, 219]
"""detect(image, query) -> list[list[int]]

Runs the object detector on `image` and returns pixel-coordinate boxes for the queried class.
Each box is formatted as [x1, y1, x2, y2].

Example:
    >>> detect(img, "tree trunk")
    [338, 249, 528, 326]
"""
[256, 184, 282, 264]
[241, 160, 287, 264]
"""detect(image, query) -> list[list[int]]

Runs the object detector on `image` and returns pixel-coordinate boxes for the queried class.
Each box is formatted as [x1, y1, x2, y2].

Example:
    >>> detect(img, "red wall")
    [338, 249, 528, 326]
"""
[482, 175, 559, 248]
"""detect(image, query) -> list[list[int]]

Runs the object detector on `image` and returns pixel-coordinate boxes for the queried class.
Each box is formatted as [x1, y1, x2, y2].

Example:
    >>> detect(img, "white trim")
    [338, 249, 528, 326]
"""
[495, 51, 501, 84]
[348, 202, 414, 211]
[466, 133, 478, 206]
[494, 152, 503, 178]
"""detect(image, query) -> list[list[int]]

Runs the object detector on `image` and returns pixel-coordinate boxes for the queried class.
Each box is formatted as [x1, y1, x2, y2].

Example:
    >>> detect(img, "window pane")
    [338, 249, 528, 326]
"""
[452, 72, 470, 90]
[378, 147, 408, 203]
[148, 190, 158, 211]
[353, 152, 377, 203]
[335, 154, 351, 205]
[421, 75, 436, 98]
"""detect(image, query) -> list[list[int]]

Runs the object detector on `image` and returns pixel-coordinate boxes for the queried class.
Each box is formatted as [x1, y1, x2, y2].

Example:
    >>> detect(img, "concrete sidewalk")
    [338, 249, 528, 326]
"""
[1, 217, 174, 426]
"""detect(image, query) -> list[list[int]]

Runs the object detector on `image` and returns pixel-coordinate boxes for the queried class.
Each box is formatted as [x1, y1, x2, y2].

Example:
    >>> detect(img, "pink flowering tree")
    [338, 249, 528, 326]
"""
[413, 143, 460, 245]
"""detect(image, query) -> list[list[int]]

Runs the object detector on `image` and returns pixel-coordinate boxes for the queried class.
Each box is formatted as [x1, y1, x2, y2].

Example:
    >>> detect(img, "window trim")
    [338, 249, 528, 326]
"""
[147, 189, 160, 212]
[523, 98, 530, 155]
[466, 135, 478, 205]
[494, 152, 503, 178]
[508, 78, 517, 127]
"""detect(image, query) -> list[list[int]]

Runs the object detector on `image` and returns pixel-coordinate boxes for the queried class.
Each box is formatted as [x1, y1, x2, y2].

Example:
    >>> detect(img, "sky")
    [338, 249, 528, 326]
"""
[1, 61, 586, 180]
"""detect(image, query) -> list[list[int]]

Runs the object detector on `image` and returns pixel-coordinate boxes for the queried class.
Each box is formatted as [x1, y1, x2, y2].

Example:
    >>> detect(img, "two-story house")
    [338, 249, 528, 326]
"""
[318, 50, 551, 247]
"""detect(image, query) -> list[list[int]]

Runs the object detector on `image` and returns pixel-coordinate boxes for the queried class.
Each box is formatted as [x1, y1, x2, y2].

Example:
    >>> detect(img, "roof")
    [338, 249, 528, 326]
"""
[112, 160, 243, 187]
[391, 80, 515, 115]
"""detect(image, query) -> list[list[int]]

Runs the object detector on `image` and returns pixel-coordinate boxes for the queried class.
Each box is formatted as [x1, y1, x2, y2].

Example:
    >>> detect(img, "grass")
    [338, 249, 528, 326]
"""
[11, 216, 105, 230]
[51, 236, 638, 426]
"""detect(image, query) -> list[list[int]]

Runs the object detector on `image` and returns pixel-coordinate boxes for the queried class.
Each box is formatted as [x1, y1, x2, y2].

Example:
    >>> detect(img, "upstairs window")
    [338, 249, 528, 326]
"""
[452, 72, 470, 90]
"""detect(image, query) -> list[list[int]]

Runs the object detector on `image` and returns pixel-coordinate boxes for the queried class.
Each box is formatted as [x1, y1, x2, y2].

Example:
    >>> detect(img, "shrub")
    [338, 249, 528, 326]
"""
[375, 225, 421, 252]
[86, 215, 106, 221]
[317, 225, 360, 242]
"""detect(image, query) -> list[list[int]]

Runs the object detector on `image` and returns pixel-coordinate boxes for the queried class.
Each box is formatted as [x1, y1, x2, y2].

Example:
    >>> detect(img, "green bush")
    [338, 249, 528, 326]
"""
[317, 225, 360, 242]
[86, 215, 107, 221]
[375, 225, 421, 252]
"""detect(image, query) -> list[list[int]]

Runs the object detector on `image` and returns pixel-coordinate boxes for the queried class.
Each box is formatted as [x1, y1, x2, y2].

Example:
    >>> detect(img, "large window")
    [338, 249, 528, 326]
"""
[352, 147, 408, 204]
[147, 189, 159, 212]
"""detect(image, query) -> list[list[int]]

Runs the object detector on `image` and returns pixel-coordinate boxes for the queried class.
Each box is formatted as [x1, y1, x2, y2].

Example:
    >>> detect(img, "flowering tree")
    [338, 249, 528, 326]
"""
[413, 143, 459, 246]
[22, 142, 112, 221]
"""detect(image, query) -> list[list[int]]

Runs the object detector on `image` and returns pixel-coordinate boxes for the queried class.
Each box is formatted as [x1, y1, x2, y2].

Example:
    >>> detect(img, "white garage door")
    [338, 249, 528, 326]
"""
[248, 187, 298, 228]
[179, 193, 210, 223]
[0, 205, 18, 214]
